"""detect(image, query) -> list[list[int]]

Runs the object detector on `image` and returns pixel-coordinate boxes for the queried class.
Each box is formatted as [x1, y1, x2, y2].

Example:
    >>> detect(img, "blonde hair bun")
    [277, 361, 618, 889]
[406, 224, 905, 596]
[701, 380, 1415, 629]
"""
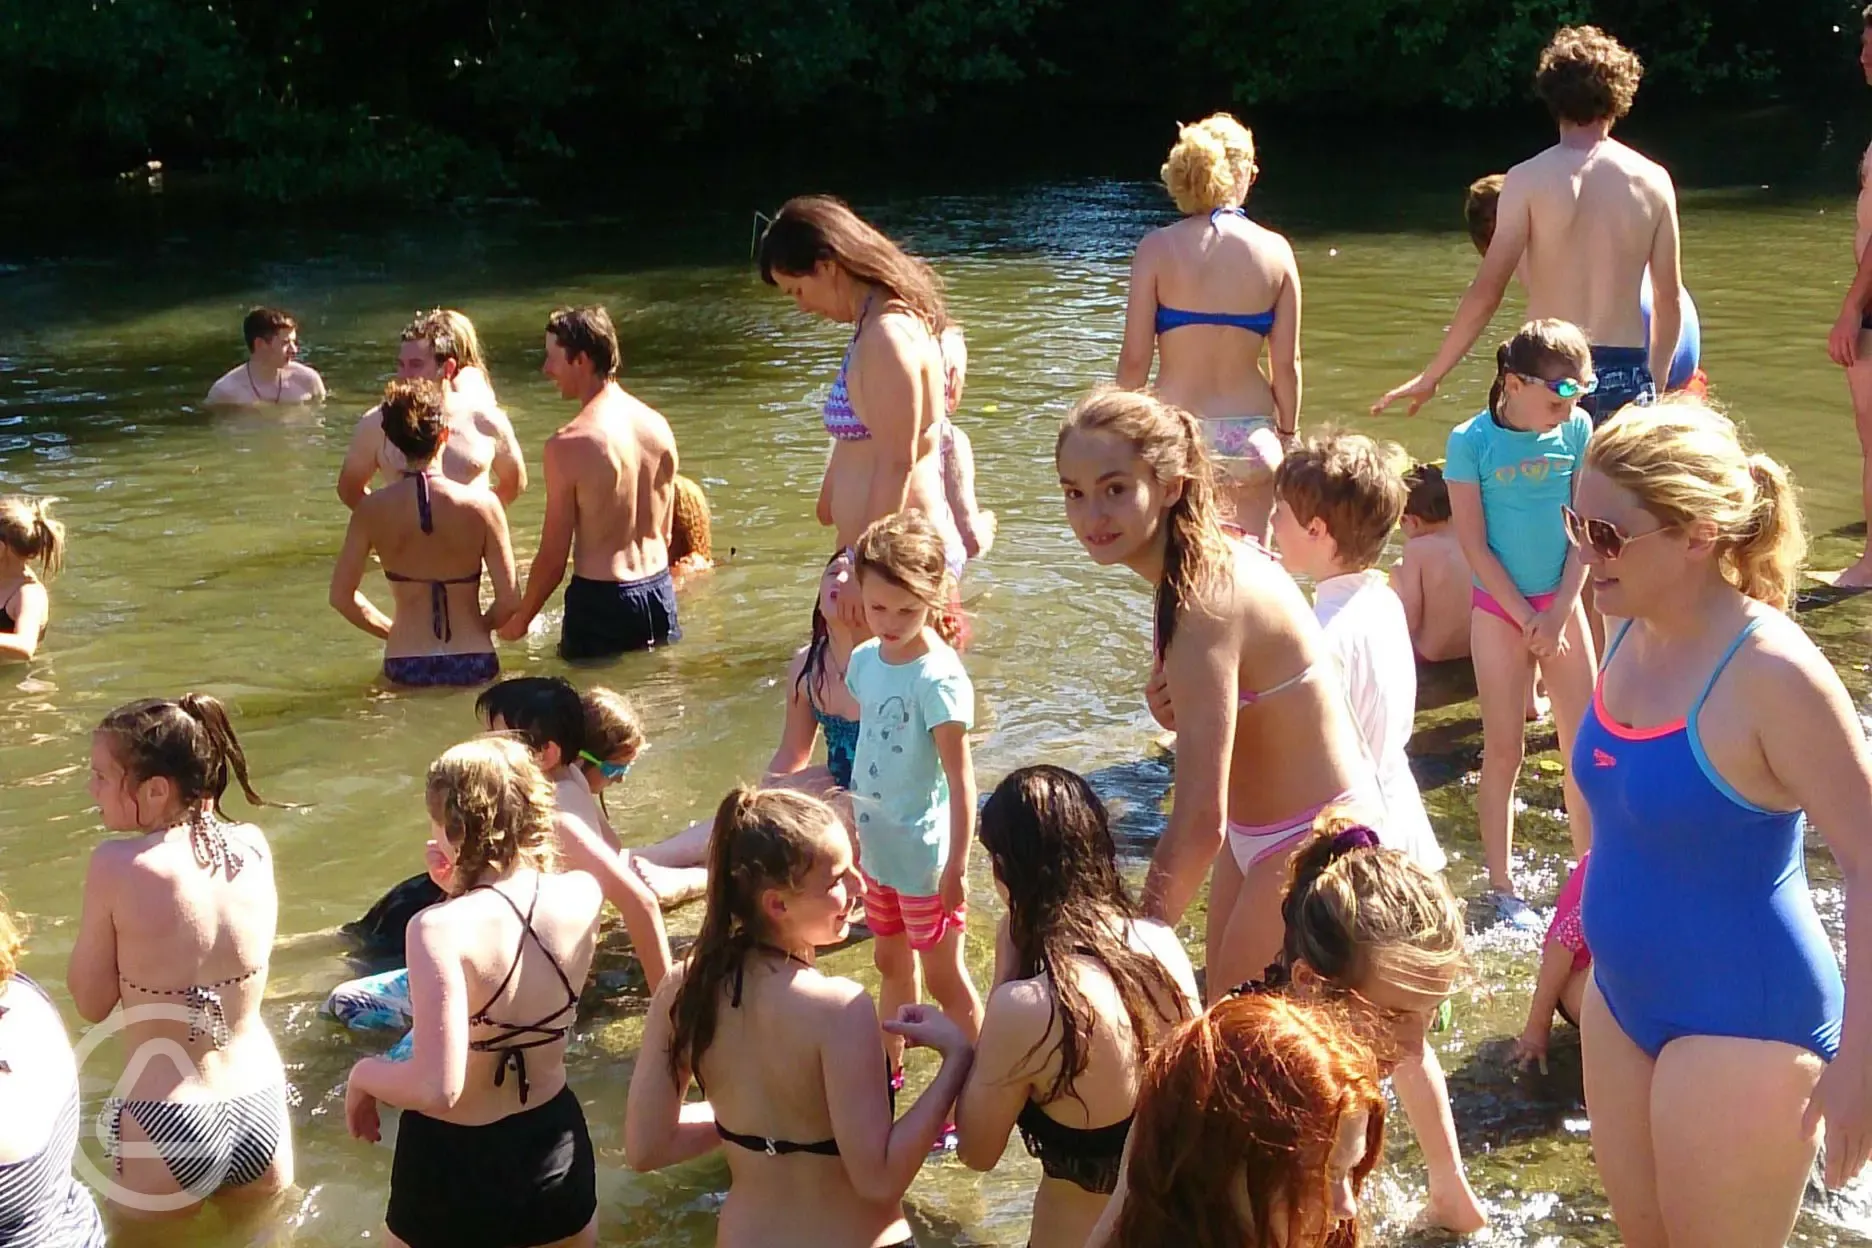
[1161, 113, 1258, 216]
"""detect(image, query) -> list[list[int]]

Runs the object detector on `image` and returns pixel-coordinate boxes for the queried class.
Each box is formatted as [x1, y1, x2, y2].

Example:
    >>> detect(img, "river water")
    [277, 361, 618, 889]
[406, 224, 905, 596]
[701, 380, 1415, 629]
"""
[5, 125, 1872, 1245]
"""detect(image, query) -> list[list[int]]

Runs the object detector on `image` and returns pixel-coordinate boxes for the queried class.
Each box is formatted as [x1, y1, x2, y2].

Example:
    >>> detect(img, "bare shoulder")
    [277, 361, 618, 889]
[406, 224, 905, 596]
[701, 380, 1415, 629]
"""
[204, 367, 247, 403]
[353, 404, 386, 435]
[1735, 611, 1842, 704]
[804, 967, 873, 1014]
[865, 310, 931, 363]
[987, 973, 1055, 1026]
[1247, 219, 1297, 263]
[548, 866, 605, 916]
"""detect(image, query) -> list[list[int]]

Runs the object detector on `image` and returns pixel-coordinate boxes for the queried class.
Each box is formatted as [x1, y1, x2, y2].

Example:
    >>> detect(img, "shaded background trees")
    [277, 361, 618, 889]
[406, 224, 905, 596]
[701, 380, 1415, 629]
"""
[0, 0, 1863, 200]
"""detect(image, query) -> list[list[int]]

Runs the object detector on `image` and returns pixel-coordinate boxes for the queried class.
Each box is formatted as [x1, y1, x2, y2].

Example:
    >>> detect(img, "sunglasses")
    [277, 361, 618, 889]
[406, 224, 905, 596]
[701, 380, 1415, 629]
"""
[578, 750, 632, 781]
[1561, 504, 1667, 560]
[1517, 372, 1599, 400]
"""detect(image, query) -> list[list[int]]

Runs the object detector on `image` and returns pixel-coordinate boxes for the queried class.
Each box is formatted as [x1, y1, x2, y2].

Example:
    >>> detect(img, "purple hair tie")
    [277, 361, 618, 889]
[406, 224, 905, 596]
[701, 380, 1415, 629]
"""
[1329, 824, 1382, 856]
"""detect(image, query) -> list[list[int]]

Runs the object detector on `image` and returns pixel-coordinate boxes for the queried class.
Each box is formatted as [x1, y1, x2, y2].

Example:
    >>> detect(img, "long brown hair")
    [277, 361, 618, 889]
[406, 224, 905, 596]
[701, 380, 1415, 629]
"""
[96, 694, 274, 821]
[979, 766, 1192, 1106]
[666, 787, 841, 1083]
[1115, 994, 1386, 1248]
[1057, 388, 1230, 657]
[758, 195, 948, 331]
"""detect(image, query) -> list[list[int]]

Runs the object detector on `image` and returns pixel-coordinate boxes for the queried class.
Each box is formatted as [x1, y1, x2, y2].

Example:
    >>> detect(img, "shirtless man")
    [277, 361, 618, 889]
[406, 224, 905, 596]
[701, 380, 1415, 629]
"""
[335, 310, 527, 508]
[1825, 8, 1872, 587]
[204, 307, 327, 405]
[497, 306, 681, 658]
[1374, 25, 1682, 428]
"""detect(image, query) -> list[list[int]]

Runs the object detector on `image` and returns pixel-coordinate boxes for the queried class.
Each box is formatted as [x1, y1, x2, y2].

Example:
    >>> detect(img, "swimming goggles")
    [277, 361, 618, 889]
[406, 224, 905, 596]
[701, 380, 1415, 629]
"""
[1561, 504, 1668, 560]
[578, 750, 632, 781]
[1517, 373, 1598, 400]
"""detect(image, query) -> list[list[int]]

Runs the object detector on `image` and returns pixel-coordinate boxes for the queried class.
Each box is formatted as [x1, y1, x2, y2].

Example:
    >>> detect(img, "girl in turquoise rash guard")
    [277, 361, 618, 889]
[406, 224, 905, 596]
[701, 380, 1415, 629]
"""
[1443, 319, 1598, 929]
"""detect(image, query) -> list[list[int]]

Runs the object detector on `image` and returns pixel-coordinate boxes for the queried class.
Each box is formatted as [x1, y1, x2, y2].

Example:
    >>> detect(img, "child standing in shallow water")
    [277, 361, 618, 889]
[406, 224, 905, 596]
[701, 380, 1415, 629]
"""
[0, 495, 63, 662]
[1392, 463, 1474, 664]
[849, 511, 985, 1074]
[1445, 319, 1598, 930]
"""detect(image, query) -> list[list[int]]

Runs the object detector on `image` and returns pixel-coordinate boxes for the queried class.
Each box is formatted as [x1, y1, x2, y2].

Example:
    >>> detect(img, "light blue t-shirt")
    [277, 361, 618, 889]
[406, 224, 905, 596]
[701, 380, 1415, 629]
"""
[1444, 408, 1591, 596]
[845, 636, 974, 896]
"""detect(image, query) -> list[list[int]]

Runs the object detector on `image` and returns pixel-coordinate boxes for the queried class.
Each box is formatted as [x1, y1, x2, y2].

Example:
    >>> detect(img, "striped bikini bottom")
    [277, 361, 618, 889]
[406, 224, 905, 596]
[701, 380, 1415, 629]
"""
[103, 1083, 291, 1197]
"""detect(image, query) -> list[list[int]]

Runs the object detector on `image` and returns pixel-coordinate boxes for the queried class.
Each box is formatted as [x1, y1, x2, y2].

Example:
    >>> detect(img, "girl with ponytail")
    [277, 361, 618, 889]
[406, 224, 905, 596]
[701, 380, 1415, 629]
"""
[0, 494, 63, 660]
[68, 695, 296, 1214]
[1056, 386, 1373, 1000]
[626, 787, 974, 1248]
[1567, 395, 1872, 1242]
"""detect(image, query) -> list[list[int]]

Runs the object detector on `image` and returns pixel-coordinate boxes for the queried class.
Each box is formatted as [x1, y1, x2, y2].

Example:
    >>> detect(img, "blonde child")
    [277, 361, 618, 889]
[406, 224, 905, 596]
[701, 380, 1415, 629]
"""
[0, 495, 63, 661]
[1445, 319, 1598, 929]
[848, 510, 984, 1075]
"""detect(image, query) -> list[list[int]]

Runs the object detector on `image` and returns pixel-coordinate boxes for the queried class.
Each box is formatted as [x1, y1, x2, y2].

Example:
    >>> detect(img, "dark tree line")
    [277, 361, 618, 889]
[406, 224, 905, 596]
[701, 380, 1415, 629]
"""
[0, 0, 1862, 200]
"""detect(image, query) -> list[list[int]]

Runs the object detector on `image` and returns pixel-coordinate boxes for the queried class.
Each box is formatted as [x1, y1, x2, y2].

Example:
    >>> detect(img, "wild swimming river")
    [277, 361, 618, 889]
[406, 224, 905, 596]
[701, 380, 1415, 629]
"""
[4, 112, 1872, 1245]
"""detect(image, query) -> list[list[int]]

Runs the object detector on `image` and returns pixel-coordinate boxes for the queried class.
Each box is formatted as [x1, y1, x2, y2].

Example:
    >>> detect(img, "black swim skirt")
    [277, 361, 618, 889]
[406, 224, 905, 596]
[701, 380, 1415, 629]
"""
[387, 1083, 596, 1248]
[559, 568, 681, 660]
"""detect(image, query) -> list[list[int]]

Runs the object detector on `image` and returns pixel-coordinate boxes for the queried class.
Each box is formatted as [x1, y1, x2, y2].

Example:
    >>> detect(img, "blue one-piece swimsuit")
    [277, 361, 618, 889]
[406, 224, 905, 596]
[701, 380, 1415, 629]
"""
[1576, 617, 1843, 1061]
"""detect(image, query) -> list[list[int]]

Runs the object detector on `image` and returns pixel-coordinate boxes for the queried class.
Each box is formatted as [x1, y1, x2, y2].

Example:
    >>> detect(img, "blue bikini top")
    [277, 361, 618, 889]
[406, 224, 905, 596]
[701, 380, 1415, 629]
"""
[1154, 207, 1277, 338]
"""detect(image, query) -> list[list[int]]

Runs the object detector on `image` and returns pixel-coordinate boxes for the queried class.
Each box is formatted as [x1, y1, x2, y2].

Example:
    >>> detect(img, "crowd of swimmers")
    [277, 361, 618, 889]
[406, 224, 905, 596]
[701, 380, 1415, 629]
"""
[6, 18, 1872, 1248]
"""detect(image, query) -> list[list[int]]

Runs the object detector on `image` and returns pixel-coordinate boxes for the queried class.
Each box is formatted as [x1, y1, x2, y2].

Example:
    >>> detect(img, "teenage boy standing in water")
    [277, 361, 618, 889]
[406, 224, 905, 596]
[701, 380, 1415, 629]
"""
[1825, 7, 1872, 588]
[205, 306, 327, 405]
[1374, 25, 1682, 427]
[500, 305, 683, 658]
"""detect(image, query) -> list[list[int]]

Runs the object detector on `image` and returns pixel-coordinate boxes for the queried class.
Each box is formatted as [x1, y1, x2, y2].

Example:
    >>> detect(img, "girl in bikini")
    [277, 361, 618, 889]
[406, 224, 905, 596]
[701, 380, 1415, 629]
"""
[1056, 387, 1372, 999]
[0, 495, 62, 663]
[67, 695, 295, 1221]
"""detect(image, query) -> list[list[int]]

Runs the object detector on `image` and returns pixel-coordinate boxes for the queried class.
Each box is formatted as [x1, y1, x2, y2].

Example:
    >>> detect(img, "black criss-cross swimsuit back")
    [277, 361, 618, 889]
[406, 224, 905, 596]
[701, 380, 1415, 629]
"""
[468, 879, 581, 1105]
[382, 472, 481, 642]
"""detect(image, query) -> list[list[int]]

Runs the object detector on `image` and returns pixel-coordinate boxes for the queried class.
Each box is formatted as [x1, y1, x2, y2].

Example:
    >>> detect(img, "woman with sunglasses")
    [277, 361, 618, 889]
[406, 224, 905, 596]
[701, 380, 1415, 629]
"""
[1568, 398, 1872, 1246]
[1443, 318, 1598, 930]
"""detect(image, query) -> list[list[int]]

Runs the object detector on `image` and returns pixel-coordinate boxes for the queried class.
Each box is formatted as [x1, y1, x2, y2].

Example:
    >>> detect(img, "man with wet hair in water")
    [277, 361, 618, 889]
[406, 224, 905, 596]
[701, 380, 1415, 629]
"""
[1375, 25, 1682, 428]
[498, 305, 682, 658]
[1825, 6, 1872, 588]
[205, 307, 328, 406]
[335, 310, 527, 508]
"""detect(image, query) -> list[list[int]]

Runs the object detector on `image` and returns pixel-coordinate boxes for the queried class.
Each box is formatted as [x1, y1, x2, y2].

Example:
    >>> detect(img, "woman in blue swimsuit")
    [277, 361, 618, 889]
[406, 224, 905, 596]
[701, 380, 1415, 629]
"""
[1569, 397, 1872, 1245]
[1117, 113, 1301, 542]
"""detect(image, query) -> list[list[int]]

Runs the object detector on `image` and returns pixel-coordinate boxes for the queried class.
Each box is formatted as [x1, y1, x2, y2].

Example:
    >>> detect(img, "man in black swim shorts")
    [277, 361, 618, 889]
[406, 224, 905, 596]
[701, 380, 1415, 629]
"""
[499, 305, 684, 659]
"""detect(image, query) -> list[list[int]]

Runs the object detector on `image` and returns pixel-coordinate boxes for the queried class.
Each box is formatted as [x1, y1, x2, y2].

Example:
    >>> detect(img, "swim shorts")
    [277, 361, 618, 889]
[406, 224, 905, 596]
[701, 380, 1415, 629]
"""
[860, 870, 965, 952]
[559, 568, 681, 660]
[1579, 345, 1656, 428]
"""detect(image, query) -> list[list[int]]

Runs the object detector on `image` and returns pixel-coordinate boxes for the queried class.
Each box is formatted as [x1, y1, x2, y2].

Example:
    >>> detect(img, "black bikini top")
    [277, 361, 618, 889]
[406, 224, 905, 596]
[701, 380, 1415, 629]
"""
[712, 943, 842, 1158]
[383, 473, 480, 642]
[468, 879, 580, 1105]
[1016, 1100, 1133, 1194]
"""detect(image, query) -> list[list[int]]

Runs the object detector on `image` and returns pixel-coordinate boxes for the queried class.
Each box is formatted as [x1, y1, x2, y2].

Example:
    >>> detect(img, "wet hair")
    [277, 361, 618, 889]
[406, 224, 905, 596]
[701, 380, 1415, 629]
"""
[425, 735, 558, 891]
[400, 310, 460, 368]
[378, 378, 449, 463]
[1275, 431, 1408, 571]
[96, 694, 273, 822]
[475, 676, 586, 765]
[0, 899, 20, 984]
[546, 306, 620, 380]
[796, 549, 850, 713]
[1057, 388, 1230, 659]
[1489, 318, 1594, 424]
[757, 195, 948, 332]
[242, 307, 295, 353]
[1584, 395, 1806, 611]
[1161, 113, 1258, 216]
[1463, 173, 1505, 252]
[0, 496, 65, 576]
[1114, 993, 1386, 1248]
[1403, 462, 1452, 524]
[1275, 812, 1466, 1006]
[436, 310, 487, 373]
[1535, 25, 1644, 126]
[671, 474, 712, 564]
[666, 787, 842, 1082]
[980, 766, 1193, 1106]
[581, 686, 645, 766]
[852, 510, 961, 648]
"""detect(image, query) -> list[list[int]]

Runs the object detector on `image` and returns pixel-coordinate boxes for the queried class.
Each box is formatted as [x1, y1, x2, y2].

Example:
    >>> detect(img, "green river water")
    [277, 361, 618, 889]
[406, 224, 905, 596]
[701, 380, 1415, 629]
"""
[6, 120, 1872, 1245]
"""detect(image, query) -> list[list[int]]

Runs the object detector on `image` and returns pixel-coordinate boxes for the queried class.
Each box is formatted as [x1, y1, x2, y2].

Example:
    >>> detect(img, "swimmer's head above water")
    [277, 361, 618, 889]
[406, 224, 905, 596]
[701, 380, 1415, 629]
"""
[0, 495, 64, 578]
[666, 787, 860, 1079]
[242, 306, 299, 368]
[476, 676, 586, 774]
[1489, 318, 1594, 433]
[1160, 112, 1257, 216]
[397, 309, 464, 384]
[577, 685, 644, 796]
[90, 694, 274, 834]
[1055, 387, 1229, 658]
[543, 305, 619, 395]
[757, 194, 947, 331]
[852, 510, 960, 648]
[425, 735, 559, 893]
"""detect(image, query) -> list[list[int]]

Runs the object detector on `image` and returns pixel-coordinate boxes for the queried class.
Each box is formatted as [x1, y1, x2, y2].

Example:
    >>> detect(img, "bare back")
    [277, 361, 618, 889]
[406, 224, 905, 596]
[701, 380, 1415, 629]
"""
[1401, 529, 1473, 663]
[1135, 213, 1294, 418]
[356, 475, 502, 657]
[557, 384, 676, 582]
[369, 398, 503, 489]
[108, 823, 281, 1099]
[1513, 139, 1674, 346]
